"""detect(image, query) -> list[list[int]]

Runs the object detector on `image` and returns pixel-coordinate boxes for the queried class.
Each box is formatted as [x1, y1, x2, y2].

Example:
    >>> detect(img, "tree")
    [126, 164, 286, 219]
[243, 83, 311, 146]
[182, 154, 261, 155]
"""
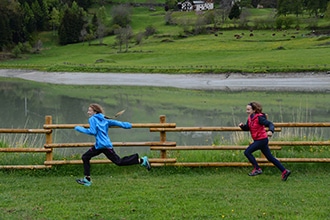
[96, 6, 108, 44]
[31, 0, 48, 31]
[21, 2, 36, 35]
[303, 0, 329, 17]
[194, 15, 206, 34]
[114, 26, 133, 52]
[325, 1, 330, 19]
[277, 0, 290, 16]
[96, 23, 106, 45]
[111, 5, 132, 27]
[135, 31, 144, 48]
[291, 0, 304, 17]
[8, 2, 26, 44]
[50, 7, 60, 36]
[164, 11, 174, 25]
[277, 0, 304, 17]
[58, 2, 86, 45]
[164, 0, 177, 10]
[229, 2, 241, 20]
[76, 0, 92, 10]
[259, 0, 277, 8]
[0, 10, 11, 50]
[219, 0, 233, 24]
[251, 0, 260, 8]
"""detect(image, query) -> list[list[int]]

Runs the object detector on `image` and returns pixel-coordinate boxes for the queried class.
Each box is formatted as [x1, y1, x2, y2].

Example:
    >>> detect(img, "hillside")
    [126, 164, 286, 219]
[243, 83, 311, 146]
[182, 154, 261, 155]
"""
[1, 3, 330, 73]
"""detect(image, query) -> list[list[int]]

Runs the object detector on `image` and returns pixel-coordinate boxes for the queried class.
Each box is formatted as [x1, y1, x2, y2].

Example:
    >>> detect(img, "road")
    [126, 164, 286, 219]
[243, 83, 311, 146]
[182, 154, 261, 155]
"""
[0, 69, 329, 91]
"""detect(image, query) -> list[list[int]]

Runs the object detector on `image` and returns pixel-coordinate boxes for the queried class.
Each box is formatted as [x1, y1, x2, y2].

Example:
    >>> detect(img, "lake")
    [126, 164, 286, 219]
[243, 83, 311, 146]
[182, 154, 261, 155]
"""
[0, 76, 329, 155]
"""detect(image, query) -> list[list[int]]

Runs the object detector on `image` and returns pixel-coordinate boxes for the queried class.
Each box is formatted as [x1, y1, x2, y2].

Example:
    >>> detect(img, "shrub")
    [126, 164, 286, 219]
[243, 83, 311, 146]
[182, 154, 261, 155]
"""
[12, 44, 22, 58]
[145, 25, 157, 38]
[275, 16, 294, 29]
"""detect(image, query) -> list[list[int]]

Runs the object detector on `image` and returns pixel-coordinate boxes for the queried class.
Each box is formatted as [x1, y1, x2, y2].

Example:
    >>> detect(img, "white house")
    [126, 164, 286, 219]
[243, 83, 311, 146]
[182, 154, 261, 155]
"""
[179, 0, 214, 12]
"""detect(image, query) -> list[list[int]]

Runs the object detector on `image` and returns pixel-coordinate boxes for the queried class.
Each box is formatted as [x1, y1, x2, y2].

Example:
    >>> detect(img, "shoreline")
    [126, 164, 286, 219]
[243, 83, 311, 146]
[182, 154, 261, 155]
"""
[0, 69, 329, 92]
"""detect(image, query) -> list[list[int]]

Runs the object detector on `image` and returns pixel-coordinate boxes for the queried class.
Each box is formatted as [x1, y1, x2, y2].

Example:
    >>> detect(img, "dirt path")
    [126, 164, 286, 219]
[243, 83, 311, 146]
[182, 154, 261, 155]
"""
[0, 69, 329, 91]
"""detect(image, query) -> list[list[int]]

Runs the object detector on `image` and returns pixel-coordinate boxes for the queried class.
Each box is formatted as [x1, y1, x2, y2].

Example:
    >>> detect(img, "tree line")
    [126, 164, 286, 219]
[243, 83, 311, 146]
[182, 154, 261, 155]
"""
[0, 0, 329, 53]
[0, 0, 132, 51]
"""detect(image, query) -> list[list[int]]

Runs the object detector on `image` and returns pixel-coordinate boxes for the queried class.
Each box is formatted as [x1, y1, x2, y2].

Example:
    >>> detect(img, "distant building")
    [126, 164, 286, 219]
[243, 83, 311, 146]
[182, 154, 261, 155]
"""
[178, 0, 214, 12]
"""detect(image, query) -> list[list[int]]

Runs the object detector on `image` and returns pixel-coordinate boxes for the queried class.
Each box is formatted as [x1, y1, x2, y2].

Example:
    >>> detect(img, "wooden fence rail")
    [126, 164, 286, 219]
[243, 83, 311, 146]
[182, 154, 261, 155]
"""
[0, 115, 329, 169]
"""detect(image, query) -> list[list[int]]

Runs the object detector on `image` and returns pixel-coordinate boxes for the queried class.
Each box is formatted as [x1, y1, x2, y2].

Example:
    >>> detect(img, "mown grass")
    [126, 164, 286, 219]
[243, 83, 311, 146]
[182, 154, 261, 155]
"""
[1, 164, 329, 220]
[0, 7, 329, 73]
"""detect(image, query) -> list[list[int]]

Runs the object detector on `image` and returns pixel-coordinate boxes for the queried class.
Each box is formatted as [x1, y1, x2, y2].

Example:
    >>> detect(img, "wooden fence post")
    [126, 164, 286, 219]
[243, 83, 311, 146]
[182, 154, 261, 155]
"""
[44, 115, 53, 167]
[159, 115, 167, 159]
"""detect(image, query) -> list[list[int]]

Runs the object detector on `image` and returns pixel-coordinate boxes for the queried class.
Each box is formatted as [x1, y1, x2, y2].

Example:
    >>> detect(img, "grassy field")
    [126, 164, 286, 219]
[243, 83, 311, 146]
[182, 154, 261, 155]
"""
[1, 164, 329, 220]
[0, 7, 329, 73]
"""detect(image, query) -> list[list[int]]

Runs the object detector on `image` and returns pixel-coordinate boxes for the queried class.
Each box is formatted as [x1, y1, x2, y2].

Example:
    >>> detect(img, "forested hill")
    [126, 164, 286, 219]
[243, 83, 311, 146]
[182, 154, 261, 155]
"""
[0, 0, 329, 54]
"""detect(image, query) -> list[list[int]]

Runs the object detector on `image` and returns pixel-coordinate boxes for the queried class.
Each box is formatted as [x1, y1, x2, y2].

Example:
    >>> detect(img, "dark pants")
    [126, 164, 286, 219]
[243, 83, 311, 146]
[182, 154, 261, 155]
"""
[82, 147, 139, 176]
[244, 138, 285, 172]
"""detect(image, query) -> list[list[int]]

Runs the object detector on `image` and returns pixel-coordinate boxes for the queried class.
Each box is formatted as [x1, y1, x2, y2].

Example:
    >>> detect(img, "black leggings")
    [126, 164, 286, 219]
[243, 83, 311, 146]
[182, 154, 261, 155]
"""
[82, 147, 139, 176]
[244, 138, 285, 172]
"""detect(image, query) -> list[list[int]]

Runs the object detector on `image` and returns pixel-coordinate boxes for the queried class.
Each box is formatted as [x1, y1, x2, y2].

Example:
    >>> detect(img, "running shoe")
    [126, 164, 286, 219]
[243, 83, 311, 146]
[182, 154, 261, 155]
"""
[282, 169, 291, 181]
[76, 177, 91, 186]
[141, 156, 151, 171]
[248, 168, 263, 176]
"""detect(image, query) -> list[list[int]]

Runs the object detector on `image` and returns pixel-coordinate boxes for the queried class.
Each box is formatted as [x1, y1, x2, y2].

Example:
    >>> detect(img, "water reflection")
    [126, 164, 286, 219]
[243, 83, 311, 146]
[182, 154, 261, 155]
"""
[0, 78, 329, 155]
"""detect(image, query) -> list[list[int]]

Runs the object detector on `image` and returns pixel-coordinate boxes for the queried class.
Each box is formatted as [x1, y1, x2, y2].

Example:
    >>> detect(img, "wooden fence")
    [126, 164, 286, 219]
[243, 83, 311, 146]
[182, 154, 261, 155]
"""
[0, 115, 329, 169]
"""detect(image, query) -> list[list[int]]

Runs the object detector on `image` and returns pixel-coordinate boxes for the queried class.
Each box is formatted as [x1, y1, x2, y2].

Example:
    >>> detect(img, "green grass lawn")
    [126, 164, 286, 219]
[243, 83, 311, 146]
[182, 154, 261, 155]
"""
[1, 164, 329, 219]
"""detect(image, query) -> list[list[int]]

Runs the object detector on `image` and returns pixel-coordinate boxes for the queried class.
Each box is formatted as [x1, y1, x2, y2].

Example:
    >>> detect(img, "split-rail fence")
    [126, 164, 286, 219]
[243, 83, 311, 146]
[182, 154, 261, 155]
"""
[0, 115, 329, 169]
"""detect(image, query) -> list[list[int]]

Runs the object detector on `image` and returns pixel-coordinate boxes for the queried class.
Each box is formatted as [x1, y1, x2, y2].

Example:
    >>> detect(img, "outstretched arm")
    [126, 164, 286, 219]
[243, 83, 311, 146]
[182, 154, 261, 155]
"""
[108, 119, 132, 129]
[74, 117, 97, 135]
[239, 121, 249, 131]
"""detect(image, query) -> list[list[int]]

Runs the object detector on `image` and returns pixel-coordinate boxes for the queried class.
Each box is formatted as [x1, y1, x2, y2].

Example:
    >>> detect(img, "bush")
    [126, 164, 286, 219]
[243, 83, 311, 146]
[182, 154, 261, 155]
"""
[275, 16, 295, 29]
[12, 44, 22, 58]
[253, 17, 275, 29]
[145, 25, 157, 38]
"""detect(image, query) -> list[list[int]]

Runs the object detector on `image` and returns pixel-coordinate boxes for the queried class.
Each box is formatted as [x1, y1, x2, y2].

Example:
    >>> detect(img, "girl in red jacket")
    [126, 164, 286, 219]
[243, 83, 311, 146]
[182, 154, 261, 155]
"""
[239, 101, 291, 181]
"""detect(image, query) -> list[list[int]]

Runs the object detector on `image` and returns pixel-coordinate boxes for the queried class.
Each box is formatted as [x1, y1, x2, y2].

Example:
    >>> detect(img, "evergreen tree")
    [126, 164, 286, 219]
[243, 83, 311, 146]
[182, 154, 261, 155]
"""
[58, 2, 86, 45]
[76, 0, 92, 10]
[21, 2, 37, 36]
[229, 2, 241, 20]
[251, 0, 260, 8]
[277, 0, 290, 16]
[31, 0, 48, 31]
[50, 7, 60, 36]
[0, 10, 11, 50]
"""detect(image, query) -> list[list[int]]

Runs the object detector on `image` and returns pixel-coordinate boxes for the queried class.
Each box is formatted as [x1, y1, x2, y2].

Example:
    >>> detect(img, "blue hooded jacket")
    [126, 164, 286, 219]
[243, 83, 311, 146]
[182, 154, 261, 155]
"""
[74, 113, 132, 149]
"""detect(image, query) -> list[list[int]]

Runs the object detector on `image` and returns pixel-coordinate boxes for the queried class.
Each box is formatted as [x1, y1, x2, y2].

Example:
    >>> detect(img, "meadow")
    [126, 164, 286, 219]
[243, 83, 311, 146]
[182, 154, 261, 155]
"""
[0, 7, 329, 73]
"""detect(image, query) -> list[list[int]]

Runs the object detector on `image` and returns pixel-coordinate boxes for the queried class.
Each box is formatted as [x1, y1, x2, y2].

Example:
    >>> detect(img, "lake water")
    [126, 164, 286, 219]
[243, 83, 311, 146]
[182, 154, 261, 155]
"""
[0, 77, 329, 156]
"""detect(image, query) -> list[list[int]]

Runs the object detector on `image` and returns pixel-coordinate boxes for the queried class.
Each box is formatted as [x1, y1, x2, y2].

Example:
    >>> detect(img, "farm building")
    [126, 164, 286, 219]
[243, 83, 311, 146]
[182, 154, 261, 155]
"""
[178, 0, 214, 12]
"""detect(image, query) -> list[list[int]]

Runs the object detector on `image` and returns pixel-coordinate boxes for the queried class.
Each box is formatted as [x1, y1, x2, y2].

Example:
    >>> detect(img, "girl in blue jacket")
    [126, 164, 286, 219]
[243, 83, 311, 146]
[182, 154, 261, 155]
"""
[75, 103, 151, 186]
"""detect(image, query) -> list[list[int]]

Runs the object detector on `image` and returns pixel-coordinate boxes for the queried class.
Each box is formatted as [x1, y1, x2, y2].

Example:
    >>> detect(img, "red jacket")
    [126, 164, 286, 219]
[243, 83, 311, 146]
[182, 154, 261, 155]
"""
[240, 113, 275, 141]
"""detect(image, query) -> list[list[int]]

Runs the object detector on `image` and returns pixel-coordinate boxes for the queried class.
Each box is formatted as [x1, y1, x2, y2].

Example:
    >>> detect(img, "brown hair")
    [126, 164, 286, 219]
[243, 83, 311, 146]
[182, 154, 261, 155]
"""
[89, 103, 113, 119]
[89, 103, 104, 114]
[248, 101, 263, 113]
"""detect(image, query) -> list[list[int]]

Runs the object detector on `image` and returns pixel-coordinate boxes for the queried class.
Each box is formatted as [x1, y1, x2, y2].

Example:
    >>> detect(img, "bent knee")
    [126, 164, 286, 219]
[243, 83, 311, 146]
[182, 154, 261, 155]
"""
[82, 154, 90, 161]
[244, 150, 250, 157]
